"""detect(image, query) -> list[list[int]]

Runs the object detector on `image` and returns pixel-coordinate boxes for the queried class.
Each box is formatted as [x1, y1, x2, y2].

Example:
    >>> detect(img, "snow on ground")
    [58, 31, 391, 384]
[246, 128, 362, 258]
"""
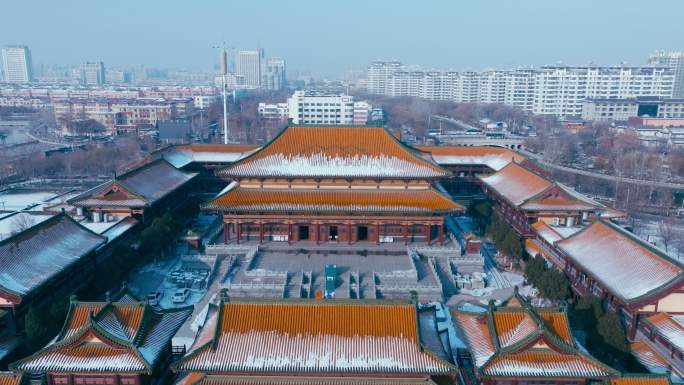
[0, 191, 59, 211]
[631, 215, 684, 262]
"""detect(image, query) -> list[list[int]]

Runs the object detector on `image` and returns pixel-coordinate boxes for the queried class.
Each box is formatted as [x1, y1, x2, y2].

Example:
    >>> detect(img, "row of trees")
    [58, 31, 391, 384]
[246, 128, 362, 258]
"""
[487, 212, 523, 260]
[524, 256, 571, 302]
[571, 296, 639, 371]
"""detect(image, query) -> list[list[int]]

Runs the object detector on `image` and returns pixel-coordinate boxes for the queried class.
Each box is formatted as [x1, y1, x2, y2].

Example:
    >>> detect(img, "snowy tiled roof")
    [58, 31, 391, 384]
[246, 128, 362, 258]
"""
[611, 375, 672, 385]
[154, 144, 259, 168]
[531, 222, 565, 244]
[480, 163, 552, 206]
[0, 372, 22, 385]
[177, 374, 436, 385]
[419, 146, 525, 171]
[0, 214, 106, 297]
[480, 163, 606, 214]
[452, 294, 617, 379]
[205, 187, 463, 214]
[172, 301, 454, 375]
[12, 299, 192, 374]
[481, 350, 616, 378]
[218, 126, 449, 179]
[644, 313, 684, 354]
[630, 341, 684, 379]
[556, 221, 684, 303]
[69, 159, 197, 208]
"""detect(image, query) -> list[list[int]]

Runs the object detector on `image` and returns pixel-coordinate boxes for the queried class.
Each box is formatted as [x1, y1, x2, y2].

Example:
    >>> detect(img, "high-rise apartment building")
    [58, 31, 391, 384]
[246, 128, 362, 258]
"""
[236, 49, 263, 88]
[367, 61, 675, 116]
[648, 50, 684, 98]
[1, 45, 33, 83]
[263, 57, 286, 90]
[367, 61, 403, 95]
[80, 61, 106, 85]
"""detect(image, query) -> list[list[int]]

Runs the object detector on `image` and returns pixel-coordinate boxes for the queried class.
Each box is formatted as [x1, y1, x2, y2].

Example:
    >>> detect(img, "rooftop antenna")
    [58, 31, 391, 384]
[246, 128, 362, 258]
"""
[213, 42, 229, 144]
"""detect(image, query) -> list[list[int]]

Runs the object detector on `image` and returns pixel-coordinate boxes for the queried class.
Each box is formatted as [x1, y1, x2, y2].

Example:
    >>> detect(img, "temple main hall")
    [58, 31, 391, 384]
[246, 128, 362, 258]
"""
[205, 125, 463, 245]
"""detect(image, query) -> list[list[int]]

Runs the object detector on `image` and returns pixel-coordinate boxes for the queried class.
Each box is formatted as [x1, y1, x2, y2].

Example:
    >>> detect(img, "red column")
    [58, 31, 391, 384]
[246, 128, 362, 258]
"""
[236, 221, 241, 244]
[348, 222, 352, 245]
[315, 222, 320, 244]
[259, 223, 264, 243]
[403, 223, 408, 245]
[425, 224, 431, 246]
[376, 223, 380, 244]
[288, 223, 292, 244]
[438, 224, 444, 245]
[223, 222, 228, 244]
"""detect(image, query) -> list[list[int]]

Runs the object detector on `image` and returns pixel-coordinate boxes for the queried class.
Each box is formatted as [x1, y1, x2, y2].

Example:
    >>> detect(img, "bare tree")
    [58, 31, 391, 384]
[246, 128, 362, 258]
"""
[11, 214, 37, 235]
[657, 218, 677, 253]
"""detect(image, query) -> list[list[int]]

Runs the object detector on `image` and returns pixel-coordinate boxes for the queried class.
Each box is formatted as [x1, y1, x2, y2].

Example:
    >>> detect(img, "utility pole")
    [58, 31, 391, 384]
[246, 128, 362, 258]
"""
[220, 45, 229, 144]
[213, 43, 230, 144]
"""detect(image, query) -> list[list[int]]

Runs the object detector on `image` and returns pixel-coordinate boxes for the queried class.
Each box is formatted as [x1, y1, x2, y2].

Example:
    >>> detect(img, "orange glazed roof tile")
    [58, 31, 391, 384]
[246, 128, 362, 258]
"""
[205, 187, 463, 214]
[479, 162, 552, 206]
[630, 341, 684, 378]
[173, 301, 454, 374]
[418, 146, 526, 171]
[481, 350, 616, 378]
[611, 376, 671, 385]
[12, 298, 191, 374]
[492, 311, 538, 348]
[537, 311, 573, 345]
[644, 313, 684, 353]
[0, 372, 22, 385]
[557, 220, 684, 303]
[453, 295, 616, 379]
[181, 375, 436, 385]
[218, 126, 450, 179]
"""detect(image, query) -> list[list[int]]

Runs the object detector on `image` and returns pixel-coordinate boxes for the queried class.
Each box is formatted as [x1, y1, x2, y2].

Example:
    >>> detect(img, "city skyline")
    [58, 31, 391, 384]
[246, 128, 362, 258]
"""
[1, 0, 684, 78]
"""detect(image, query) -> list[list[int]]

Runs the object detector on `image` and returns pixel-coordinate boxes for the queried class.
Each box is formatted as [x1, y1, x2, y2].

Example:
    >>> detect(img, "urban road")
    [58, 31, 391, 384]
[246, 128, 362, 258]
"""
[520, 149, 684, 190]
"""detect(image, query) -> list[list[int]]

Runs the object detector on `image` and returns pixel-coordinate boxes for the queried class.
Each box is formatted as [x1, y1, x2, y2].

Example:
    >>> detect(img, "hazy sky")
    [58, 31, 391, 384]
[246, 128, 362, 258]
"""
[2, 0, 683, 77]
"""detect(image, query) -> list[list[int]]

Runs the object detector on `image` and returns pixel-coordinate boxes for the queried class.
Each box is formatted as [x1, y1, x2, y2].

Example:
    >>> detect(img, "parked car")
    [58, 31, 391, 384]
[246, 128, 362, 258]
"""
[147, 291, 163, 306]
[172, 288, 191, 304]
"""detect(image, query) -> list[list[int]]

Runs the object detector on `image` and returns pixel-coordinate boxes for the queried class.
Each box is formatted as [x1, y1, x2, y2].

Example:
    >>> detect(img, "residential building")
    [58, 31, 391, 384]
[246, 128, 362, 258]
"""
[352, 100, 371, 125]
[1, 46, 33, 83]
[367, 61, 675, 116]
[208, 125, 462, 245]
[257, 102, 288, 122]
[105, 68, 129, 83]
[582, 97, 684, 122]
[649, 50, 684, 97]
[286, 90, 373, 125]
[53, 97, 195, 134]
[235, 49, 263, 88]
[367, 61, 403, 94]
[192, 94, 220, 109]
[263, 57, 286, 90]
[79, 61, 105, 85]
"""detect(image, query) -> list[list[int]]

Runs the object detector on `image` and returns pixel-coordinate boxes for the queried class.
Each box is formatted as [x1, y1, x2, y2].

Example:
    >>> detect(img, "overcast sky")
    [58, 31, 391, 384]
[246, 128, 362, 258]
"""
[2, 0, 683, 77]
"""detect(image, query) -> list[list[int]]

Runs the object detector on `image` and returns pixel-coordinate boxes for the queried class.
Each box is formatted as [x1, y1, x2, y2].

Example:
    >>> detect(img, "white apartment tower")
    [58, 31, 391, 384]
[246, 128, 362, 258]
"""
[367, 61, 403, 95]
[263, 57, 286, 90]
[236, 49, 263, 88]
[648, 50, 684, 98]
[366, 61, 675, 116]
[2, 45, 33, 83]
[80, 61, 106, 85]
